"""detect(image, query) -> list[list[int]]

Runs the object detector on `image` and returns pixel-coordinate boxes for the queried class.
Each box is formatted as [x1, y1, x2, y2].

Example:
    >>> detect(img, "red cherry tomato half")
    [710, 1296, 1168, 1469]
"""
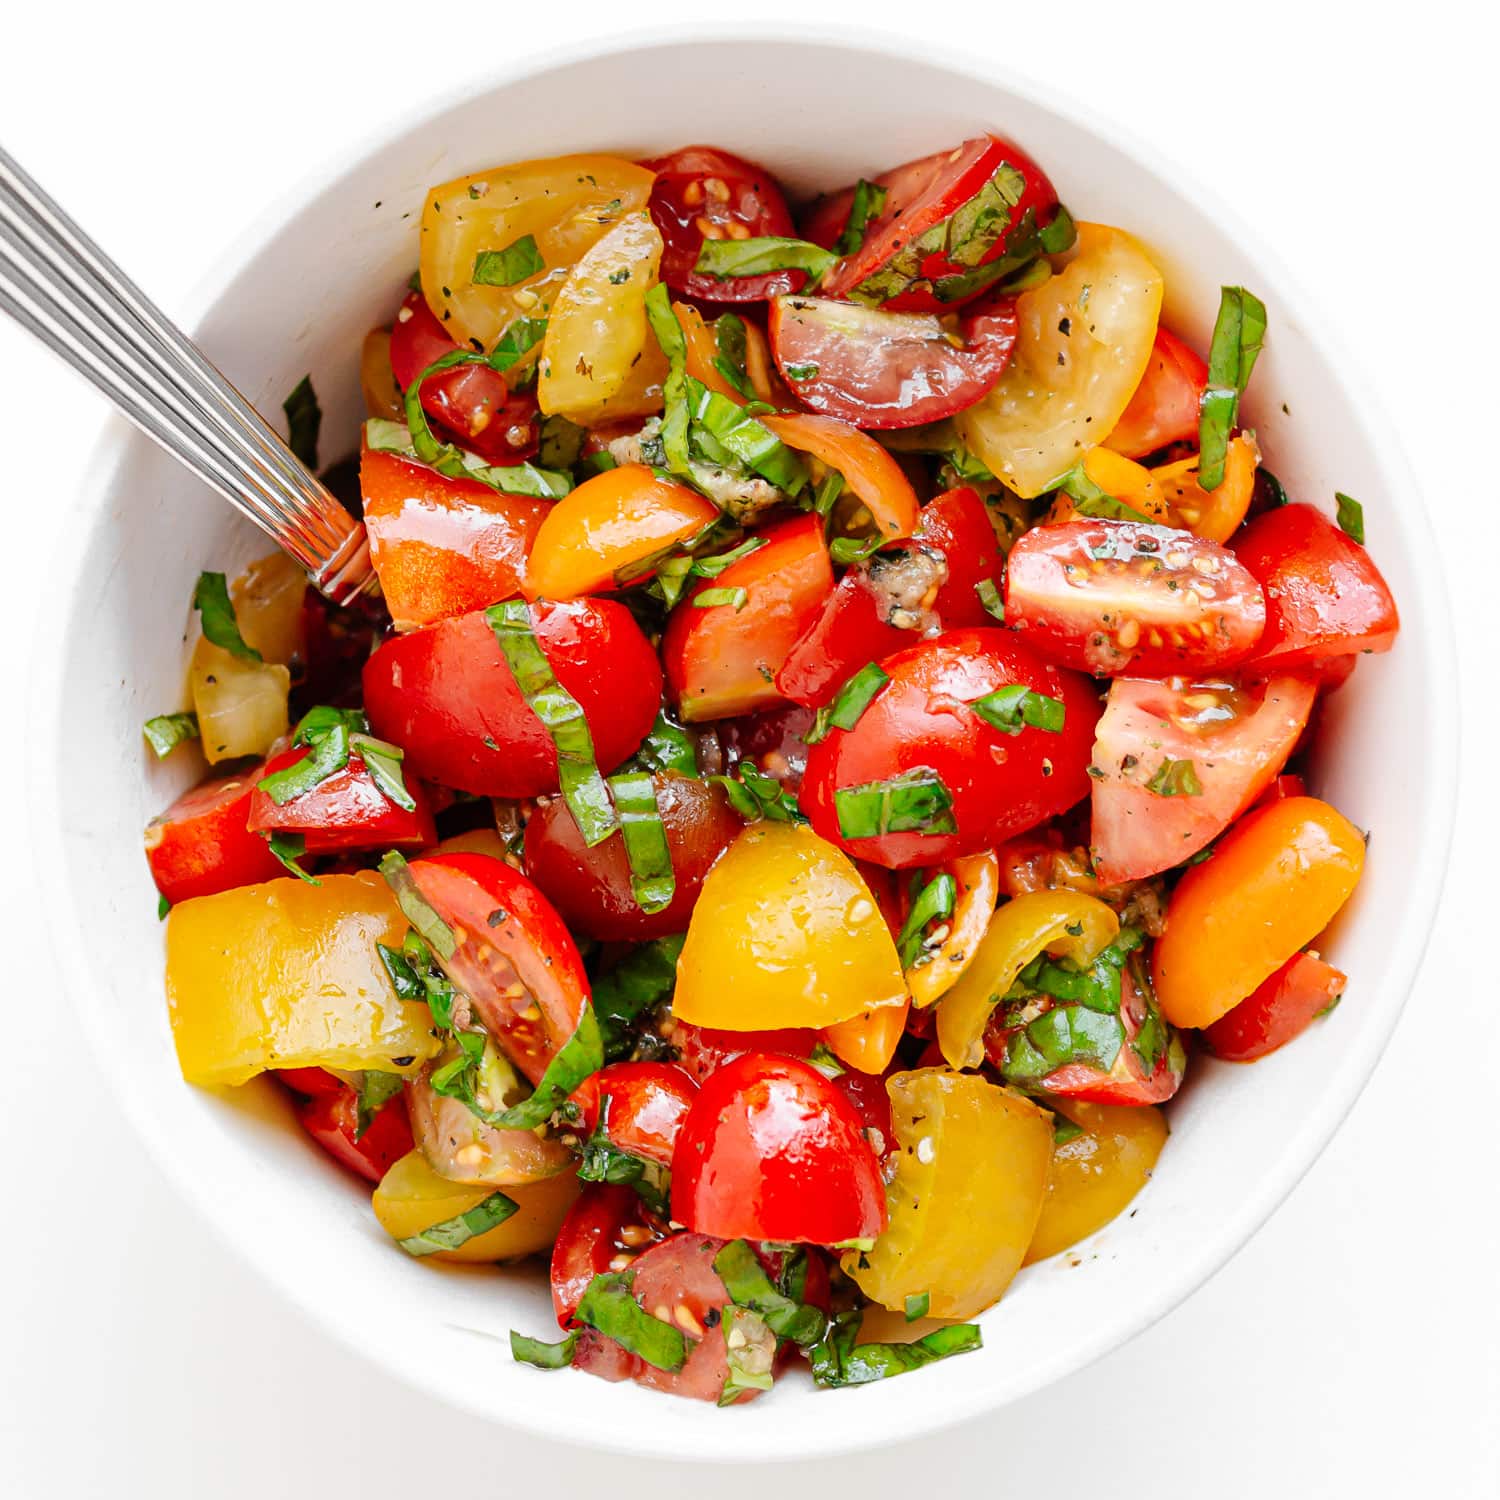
[814, 135, 1061, 313]
[663, 513, 833, 723]
[402, 852, 588, 1085]
[1005, 518, 1266, 677]
[768, 293, 1018, 429]
[1105, 326, 1208, 460]
[1233, 503, 1400, 669]
[292, 1080, 414, 1184]
[645, 145, 802, 303]
[1203, 950, 1348, 1062]
[671, 1053, 887, 1245]
[524, 771, 741, 941]
[388, 289, 539, 463]
[916, 486, 1005, 629]
[144, 764, 285, 905]
[363, 599, 661, 797]
[246, 746, 436, 853]
[567, 1062, 698, 1167]
[1089, 673, 1317, 884]
[801, 628, 1099, 870]
[551, 1183, 666, 1327]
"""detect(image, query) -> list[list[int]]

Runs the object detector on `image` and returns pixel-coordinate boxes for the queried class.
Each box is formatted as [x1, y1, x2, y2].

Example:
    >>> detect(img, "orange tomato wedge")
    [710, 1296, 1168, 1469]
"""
[524, 464, 717, 599]
[824, 995, 910, 1074]
[906, 851, 1000, 1009]
[760, 411, 919, 542]
[677, 301, 745, 403]
[1152, 433, 1260, 543]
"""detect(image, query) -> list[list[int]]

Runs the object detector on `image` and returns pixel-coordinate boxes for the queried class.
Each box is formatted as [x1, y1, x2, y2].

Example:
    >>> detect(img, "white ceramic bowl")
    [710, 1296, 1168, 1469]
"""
[33, 26, 1455, 1462]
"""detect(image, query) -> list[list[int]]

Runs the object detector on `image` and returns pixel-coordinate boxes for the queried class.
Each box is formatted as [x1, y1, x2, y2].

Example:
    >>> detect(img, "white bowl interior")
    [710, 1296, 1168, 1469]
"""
[36, 32, 1454, 1461]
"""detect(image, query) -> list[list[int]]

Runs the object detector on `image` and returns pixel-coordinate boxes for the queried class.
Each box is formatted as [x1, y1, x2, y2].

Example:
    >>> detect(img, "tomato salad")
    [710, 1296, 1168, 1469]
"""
[144, 136, 1398, 1405]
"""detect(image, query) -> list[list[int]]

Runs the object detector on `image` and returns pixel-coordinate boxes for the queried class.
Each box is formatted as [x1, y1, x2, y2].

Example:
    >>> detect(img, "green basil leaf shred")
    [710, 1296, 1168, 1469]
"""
[573, 1271, 687, 1372]
[1198, 286, 1267, 491]
[833, 768, 956, 839]
[691, 586, 748, 611]
[1051, 463, 1152, 523]
[349, 733, 417, 812]
[1145, 758, 1203, 797]
[142, 712, 199, 758]
[355, 1071, 404, 1140]
[510, 1330, 578, 1369]
[397, 1189, 519, 1256]
[282, 374, 321, 468]
[904, 1292, 931, 1322]
[378, 850, 457, 959]
[808, 1309, 982, 1386]
[1335, 491, 1366, 544]
[267, 832, 318, 884]
[975, 577, 1005, 622]
[895, 871, 958, 970]
[192, 571, 261, 662]
[593, 935, 686, 1062]
[608, 768, 676, 915]
[258, 722, 351, 805]
[483, 1006, 604, 1130]
[472, 235, 544, 287]
[634, 711, 698, 777]
[712, 312, 756, 399]
[712, 1240, 828, 1346]
[969, 684, 1065, 737]
[710, 763, 805, 824]
[693, 237, 837, 285]
[833, 179, 890, 258]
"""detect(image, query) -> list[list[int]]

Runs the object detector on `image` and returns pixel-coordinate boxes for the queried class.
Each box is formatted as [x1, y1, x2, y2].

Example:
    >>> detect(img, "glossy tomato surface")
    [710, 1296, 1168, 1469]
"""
[567, 1062, 698, 1167]
[1203, 950, 1347, 1062]
[551, 1182, 666, 1326]
[363, 599, 661, 796]
[671, 1053, 886, 1244]
[144, 764, 284, 905]
[294, 1081, 414, 1184]
[246, 747, 435, 853]
[1104, 325, 1207, 459]
[801, 629, 1099, 868]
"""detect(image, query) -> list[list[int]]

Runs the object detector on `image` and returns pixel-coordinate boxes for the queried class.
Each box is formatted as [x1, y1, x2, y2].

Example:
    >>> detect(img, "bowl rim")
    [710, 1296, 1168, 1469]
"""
[29, 19, 1459, 1459]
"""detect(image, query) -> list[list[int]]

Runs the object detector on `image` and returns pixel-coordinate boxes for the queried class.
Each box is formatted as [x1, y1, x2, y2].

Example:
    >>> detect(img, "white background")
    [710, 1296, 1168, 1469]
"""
[1, 3, 1496, 1496]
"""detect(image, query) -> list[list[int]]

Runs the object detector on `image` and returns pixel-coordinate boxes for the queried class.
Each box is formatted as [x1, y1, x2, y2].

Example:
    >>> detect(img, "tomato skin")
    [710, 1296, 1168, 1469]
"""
[293, 1082, 414, 1185]
[245, 746, 436, 853]
[672, 1053, 886, 1245]
[801, 628, 1100, 870]
[918, 487, 1004, 628]
[403, 853, 589, 1085]
[551, 1183, 665, 1326]
[363, 599, 661, 797]
[276, 1066, 344, 1097]
[524, 771, 738, 941]
[1255, 772, 1308, 808]
[1233, 503, 1400, 668]
[645, 146, 802, 303]
[567, 1062, 698, 1167]
[1090, 674, 1317, 884]
[387, 290, 539, 463]
[1203, 950, 1347, 1062]
[1104, 326, 1208, 459]
[144, 764, 285, 905]
[1005, 519, 1266, 677]
[816, 135, 1061, 313]
[662, 514, 833, 723]
[768, 293, 1019, 428]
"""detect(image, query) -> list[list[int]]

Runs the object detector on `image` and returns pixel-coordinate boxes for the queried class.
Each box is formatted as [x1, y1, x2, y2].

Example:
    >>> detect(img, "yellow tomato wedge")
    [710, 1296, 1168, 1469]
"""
[230, 551, 307, 665]
[955, 224, 1164, 498]
[1152, 433, 1260, 542]
[674, 822, 906, 1030]
[419, 155, 655, 355]
[538, 212, 671, 424]
[936, 891, 1120, 1069]
[906, 851, 1000, 1009]
[360, 327, 403, 421]
[524, 465, 717, 599]
[373, 1151, 580, 1264]
[845, 1069, 1051, 1319]
[1024, 1099, 1167, 1264]
[824, 996, 910, 1075]
[166, 872, 439, 1086]
[190, 638, 289, 764]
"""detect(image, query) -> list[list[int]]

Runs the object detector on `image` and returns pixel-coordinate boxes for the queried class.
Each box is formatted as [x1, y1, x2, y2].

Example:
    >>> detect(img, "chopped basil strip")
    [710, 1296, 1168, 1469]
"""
[350, 733, 417, 812]
[397, 1189, 519, 1256]
[969, 684, 1065, 736]
[577, 1094, 671, 1214]
[485, 1006, 604, 1130]
[510, 1330, 578, 1369]
[487, 600, 617, 848]
[634, 711, 698, 777]
[157, 893, 171, 920]
[808, 1309, 982, 1386]
[712, 313, 756, 399]
[192, 571, 261, 662]
[904, 1292, 930, 1323]
[472, 235, 544, 287]
[366, 415, 571, 500]
[1052, 462, 1152, 523]
[693, 236, 837, 286]
[266, 832, 317, 884]
[785, 363, 818, 381]
[355, 1071, 404, 1140]
[712, 1240, 828, 1346]
[807, 1041, 846, 1079]
[378, 850, 457, 959]
[258, 722, 351, 805]
[691, 586, 748, 611]
[806, 663, 889, 743]
[834, 768, 956, 840]
[685, 378, 807, 494]
[593, 934, 686, 1062]
[1198, 286, 1267, 491]
[142, 711, 199, 758]
[711, 762, 805, 824]
[573, 1272, 687, 1372]
[833, 179, 890, 258]
[538, 414, 585, 470]
[1255, 465, 1290, 510]
[828, 534, 886, 566]
[812, 469, 846, 516]
[608, 768, 675, 915]
[1003, 1004, 1125, 1083]
[1146, 758, 1203, 797]
[1053, 1117, 1085, 1147]
[975, 577, 1005, 622]
[643, 285, 692, 477]
[282, 374, 321, 468]
[896, 871, 957, 970]
[1335, 491, 1366, 544]
[490, 316, 549, 373]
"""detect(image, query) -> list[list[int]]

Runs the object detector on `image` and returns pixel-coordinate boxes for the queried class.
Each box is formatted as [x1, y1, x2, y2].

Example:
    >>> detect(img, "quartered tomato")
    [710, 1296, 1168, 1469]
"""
[144, 764, 284, 905]
[1090, 673, 1316, 883]
[401, 852, 589, 1085]
[246, 746, 436, 853]
[1234, 503, 1400, 668]
[363, 598, 661, 796]
[645, 145, 802, 302]
[551, 1183, 667, 1326]
[1203, 949, 1348, 1062]
[567, 1062, 698, 1167]
[293, 1079, 414, 1184]
[814, 135, 1062, 313]
[361, 445, 549, 631]
[1104, 325, 1208, 459]
[801, 628, 1099, 869]
[524, 771, 741, 941]
[768, 293, 1018, 428]
[671, 1053, 886, 1245]
[387, 290, 539, 463]
[1004, 518, 1266, 676]
[662, 514, 833, 722]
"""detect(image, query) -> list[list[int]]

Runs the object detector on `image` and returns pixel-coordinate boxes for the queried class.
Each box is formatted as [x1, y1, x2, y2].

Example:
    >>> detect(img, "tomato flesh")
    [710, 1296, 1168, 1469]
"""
[1203, 950, 1347, 1062]
[246, 746, 435, 853]
[1005, 518, 1266, 677]
[768, 293, 1018, 428]
[567, 1062, 698, 1167]
[551, 1182, 666, 1326]
[363, 599, 661, 797]
[1104, 326, 1207, 459]
[144, 764, 284, 905]
[289, 1078, 414, 1184]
